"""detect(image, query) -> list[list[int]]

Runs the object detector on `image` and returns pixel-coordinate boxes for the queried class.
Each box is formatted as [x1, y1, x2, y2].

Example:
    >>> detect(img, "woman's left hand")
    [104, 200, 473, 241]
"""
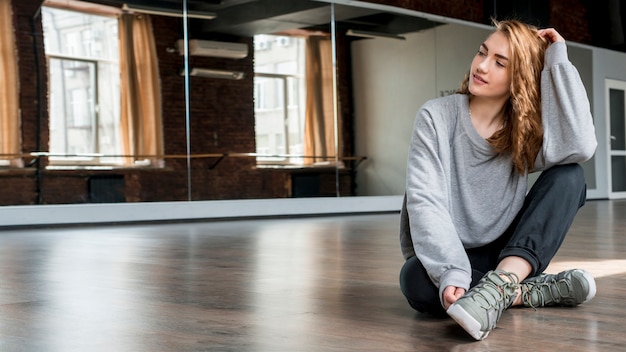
[442, 285, 466, 310]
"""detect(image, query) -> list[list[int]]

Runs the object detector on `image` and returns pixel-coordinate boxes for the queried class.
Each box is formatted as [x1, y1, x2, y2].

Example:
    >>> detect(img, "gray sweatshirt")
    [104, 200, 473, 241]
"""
[399, 42, 597, 307]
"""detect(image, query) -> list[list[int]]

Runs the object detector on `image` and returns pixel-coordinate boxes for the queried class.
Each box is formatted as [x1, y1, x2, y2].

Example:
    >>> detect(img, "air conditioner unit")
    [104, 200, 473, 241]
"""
[176, 39, 248, 59]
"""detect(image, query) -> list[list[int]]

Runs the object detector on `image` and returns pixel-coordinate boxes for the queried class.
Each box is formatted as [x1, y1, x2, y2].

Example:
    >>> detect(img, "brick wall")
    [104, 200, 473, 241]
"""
[361, 0, 592, 45]
[362, 0, 485, 23]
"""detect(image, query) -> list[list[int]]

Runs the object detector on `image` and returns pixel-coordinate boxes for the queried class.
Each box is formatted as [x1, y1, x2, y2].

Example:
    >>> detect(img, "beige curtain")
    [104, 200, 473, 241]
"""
[0, 0, 22, 167]
[303, 36, 340, 165]
[119, 13, 164, 166]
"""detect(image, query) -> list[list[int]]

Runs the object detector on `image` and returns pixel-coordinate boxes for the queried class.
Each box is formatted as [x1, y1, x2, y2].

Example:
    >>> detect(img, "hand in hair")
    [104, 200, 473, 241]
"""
[538, 28, 565, 43]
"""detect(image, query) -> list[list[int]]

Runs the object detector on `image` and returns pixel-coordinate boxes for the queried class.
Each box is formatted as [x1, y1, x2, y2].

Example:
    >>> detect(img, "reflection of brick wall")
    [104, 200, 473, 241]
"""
[0, 172, 38, 205]
[151, 16, 257, 162]
[13, 1, 47, 157]
[10, 0, 47, 205]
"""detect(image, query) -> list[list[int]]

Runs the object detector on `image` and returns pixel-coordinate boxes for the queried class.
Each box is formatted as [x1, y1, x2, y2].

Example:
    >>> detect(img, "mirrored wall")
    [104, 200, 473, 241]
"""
[5, 0, 343, 206]
[1, 0, 597, 208]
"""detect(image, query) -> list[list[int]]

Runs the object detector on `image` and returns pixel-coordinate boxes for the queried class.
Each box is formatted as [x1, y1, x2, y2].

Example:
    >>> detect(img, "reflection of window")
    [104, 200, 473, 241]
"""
[42, 6, 120, 165]
[254, 35, 273, 51]
[69, 87, 91, 127]
[254, 34, 306, 164]
[276, 37, 292, 47]
[65, 31, 80, 56]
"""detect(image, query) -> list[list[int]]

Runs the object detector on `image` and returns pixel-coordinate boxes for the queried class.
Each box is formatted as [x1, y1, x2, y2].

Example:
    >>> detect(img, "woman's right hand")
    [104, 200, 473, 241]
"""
[538, 28, 565, 43]
[442, 285, 466, 310]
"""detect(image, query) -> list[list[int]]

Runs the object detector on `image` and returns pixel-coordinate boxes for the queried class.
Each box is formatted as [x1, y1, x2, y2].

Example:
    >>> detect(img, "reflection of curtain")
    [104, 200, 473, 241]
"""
[303, 36, 339, 165]
[119, 13, 164, 166]
[0, 0, 22, 167]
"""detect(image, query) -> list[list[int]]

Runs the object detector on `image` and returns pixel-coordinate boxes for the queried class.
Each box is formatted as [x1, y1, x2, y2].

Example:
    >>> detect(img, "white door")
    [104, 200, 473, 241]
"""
[606, 79, 626, 199]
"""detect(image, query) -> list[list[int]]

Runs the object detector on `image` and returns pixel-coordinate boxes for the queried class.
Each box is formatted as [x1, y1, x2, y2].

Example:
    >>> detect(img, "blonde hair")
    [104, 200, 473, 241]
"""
[458, 19, 549, 174]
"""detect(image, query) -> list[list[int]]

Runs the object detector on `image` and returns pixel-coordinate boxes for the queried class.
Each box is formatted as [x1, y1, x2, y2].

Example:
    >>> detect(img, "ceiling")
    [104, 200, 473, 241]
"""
[90, 0, 441, 37]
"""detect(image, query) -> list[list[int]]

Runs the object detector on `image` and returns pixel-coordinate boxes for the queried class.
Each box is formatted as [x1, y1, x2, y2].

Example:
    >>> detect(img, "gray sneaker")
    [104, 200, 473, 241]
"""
[521, 269, 596, 308]
[447, 270, 519, 340]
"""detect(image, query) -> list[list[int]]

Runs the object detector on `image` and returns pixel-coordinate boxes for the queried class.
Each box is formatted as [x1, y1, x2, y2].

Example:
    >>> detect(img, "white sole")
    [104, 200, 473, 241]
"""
[578, 269, 597, 303]
[447, 303, 490, 340]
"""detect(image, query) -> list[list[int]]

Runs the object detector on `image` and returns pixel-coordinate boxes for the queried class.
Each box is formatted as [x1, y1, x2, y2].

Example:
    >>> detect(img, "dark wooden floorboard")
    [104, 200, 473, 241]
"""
[0, 199, 624, 351]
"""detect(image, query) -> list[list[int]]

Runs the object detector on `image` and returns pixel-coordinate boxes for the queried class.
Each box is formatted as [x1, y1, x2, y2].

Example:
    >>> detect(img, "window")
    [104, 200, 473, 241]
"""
[42, 6, 121, 165]
[254, 34, 306, 164]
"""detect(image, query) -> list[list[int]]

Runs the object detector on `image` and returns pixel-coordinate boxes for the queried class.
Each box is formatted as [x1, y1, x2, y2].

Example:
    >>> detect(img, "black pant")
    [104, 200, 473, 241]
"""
[399, 164, 588, 315]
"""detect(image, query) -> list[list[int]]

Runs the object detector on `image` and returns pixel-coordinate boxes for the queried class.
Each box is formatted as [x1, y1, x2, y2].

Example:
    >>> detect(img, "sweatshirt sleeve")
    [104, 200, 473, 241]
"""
[534, 42, 598, 171]
[405, 102, 472, 306]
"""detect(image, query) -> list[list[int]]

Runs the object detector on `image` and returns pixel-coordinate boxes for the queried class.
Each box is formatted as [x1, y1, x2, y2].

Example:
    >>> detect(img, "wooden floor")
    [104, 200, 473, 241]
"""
[0, 199, 624, 351]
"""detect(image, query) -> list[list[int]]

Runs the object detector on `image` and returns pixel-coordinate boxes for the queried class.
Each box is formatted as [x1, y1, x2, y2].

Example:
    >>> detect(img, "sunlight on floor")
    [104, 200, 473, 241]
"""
[547, 259, 626, 278]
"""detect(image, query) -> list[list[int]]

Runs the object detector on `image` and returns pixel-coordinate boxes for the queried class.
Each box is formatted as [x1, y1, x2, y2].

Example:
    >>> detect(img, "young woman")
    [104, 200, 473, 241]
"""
[398, 20, 598, 340]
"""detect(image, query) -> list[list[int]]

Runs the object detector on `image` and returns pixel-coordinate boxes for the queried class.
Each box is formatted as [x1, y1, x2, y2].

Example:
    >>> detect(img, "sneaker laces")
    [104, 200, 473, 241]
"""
[521, 276, 574, 309]
[470, 270, 520, 313]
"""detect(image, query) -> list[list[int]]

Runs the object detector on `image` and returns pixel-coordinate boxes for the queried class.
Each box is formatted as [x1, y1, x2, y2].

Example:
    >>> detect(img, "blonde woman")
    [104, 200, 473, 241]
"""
[398, 20, 598, 340]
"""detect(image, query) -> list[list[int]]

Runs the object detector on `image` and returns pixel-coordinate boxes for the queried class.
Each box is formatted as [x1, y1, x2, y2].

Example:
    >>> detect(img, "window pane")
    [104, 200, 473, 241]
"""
[254, 76, 286, 159]
[42, 7, 118, 61]
[286, 76, 305, 160]
[612, 156, 626, 192]
[49, 58, 96, 158]
[610, 88, 625, 151]
[98, 61, 121, 164]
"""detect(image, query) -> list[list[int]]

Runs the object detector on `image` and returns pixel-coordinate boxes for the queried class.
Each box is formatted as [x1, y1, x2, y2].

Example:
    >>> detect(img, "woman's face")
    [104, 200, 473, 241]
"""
[468, 31, 511, 101]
